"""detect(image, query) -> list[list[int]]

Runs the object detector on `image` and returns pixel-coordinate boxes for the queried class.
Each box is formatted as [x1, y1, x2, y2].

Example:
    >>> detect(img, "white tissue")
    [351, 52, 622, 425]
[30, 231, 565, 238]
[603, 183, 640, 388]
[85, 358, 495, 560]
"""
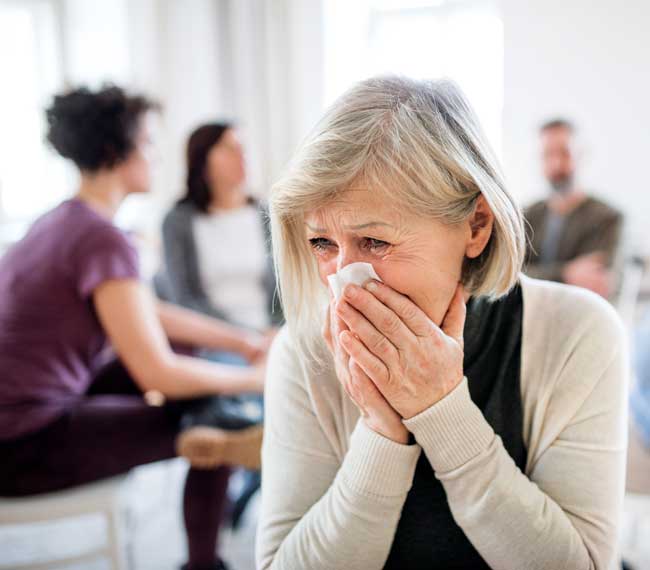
[327, 262, 382, 301]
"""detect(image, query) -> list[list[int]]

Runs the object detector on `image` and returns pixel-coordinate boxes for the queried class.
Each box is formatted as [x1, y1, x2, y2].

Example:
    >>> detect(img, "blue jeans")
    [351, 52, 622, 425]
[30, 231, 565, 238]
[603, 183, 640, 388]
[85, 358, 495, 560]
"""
[632, 312, 650, 447]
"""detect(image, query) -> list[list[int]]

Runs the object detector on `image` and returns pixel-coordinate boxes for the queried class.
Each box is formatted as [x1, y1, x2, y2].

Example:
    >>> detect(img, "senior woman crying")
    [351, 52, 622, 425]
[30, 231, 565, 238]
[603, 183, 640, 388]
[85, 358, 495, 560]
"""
[256, 76, 627, 570]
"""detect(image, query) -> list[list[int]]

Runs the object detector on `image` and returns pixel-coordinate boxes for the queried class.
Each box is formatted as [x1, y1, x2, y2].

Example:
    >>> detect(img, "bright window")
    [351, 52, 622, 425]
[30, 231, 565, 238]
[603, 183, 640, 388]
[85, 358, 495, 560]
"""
[323, 0, 503, 153]
[0, 0, 69, 231]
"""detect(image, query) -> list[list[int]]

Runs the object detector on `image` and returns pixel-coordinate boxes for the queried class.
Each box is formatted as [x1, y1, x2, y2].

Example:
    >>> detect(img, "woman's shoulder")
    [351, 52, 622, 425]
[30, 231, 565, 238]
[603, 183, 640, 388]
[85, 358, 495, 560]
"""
[518, 275, 628, 467]
[520, 274, 624, 350]
[61, 201, 136, 255]
[266, 325, 351, 458]
[267, 326, 343, 412]
[519, 275, 626, 425]
[267, 326, 305, 391]
[163, 201, 198, 227]
[268, 326, 332, 385]
[268, 325, 297, 362]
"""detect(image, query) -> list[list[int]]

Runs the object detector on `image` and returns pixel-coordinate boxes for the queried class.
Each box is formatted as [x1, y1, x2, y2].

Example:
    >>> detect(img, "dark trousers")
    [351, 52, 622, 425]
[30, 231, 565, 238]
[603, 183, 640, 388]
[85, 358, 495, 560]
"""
[0, 360, 230, 568]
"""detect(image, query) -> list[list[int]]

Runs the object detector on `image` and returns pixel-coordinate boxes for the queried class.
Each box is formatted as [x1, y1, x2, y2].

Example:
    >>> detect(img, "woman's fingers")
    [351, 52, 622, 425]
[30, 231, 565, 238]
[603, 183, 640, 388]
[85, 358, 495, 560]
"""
[339, 330, 390, 391]
[336, 300, 400, 364]
[340, 283, 415, 348]
[347, 359, 383, 414]
[323, 301, 357, 402]
[323, 301, 349, 349]
[322, 303, 333, 351]
[347, 359, 408, 444]
[354, 280, 434, 338]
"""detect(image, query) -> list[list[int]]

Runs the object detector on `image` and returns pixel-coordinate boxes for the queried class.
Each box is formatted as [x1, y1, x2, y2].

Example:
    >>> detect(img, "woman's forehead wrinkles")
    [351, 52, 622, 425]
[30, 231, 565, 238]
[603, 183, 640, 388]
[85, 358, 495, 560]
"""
[305, 199, 404, 233]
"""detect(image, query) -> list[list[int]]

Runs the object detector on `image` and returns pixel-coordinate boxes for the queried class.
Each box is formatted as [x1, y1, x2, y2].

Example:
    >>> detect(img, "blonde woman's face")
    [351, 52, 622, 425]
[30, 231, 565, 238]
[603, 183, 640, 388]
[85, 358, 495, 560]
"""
[304, 188, 471, 325]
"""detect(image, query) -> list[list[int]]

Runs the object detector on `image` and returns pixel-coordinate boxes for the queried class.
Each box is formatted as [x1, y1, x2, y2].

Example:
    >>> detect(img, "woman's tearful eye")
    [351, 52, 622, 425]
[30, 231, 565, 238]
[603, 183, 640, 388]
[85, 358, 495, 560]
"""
[362, 237, 390, 253]
[309, 237, 336, 254]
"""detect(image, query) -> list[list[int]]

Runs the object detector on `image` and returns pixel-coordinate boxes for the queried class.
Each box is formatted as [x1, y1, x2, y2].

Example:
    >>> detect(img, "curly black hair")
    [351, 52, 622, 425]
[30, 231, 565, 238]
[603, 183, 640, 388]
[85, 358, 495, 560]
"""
[45, 85, 159, 172]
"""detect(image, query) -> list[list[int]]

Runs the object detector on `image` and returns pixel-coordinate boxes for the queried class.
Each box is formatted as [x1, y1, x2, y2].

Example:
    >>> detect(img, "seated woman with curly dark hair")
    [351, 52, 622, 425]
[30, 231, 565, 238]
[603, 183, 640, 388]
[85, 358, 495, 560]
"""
[0, 85, 266, 570]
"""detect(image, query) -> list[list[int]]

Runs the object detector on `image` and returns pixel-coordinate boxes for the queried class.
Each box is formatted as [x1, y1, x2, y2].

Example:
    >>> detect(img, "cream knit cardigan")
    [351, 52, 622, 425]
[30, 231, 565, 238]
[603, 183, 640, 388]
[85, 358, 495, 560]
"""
[257, 275, 628, 570]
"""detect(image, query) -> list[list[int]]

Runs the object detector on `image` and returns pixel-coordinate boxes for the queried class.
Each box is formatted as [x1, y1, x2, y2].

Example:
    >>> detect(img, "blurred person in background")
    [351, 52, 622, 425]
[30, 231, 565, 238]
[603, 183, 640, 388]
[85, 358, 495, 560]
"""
[0, 85, 268, 570]
[628, 314, 650, 493]
[523, 118, 622, 298]
[157, 122, 283, 335]
[156, 122, 283, 529]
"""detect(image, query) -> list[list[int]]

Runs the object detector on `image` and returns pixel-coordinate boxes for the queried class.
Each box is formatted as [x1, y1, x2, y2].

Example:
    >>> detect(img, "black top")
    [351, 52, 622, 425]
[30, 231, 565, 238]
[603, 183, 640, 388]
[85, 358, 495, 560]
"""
[384, 285, 526, 570]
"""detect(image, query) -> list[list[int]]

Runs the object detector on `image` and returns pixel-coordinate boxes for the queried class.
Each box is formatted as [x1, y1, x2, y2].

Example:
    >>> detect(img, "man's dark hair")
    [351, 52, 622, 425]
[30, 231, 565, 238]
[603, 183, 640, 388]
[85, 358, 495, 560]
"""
[46, 85, 159, 171]
[539, 118, 575, 134]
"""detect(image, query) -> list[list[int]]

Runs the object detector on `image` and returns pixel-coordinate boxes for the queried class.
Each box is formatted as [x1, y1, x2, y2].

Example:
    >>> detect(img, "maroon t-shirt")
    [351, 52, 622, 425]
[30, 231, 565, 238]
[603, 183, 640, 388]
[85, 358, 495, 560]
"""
[0, 199, 139, 440]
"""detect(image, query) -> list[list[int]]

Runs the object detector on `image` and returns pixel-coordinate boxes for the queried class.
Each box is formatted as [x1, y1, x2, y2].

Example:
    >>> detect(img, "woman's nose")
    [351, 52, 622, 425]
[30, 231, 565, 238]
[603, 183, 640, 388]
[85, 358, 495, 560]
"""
[336, 247, 363, 272]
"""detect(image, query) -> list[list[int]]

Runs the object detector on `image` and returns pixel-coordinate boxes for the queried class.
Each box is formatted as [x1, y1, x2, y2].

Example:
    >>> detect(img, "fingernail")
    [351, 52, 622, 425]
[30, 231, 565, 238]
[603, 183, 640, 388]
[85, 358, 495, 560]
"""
[365, 280, 378, 292]
[344, 285, 357, 298]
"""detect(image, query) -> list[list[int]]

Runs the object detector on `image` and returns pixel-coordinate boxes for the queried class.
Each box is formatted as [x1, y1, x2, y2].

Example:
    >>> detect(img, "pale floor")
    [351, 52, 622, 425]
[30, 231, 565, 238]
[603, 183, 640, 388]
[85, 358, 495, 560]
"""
[0, 459, 258, 570]
[2, 454, 650, 570]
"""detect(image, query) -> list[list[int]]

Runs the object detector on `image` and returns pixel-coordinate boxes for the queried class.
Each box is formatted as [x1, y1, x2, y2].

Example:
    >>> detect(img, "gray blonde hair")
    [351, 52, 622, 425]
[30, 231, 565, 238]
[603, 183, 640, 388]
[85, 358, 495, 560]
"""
[270, 76, 525, 345]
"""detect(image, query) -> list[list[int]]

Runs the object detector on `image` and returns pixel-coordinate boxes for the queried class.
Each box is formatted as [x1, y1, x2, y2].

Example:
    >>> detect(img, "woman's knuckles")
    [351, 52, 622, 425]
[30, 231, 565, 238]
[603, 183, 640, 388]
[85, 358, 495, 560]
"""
[380, 314, 401, 335]
[400, 303, 419, 323]
[370, 360, 388, 381]
[371, 335, 394, 357]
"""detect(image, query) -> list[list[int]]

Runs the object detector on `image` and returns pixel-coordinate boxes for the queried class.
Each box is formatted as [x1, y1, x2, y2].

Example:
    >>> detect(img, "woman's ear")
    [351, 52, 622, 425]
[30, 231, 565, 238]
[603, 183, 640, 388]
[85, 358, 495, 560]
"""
[465, 194, 494, 259]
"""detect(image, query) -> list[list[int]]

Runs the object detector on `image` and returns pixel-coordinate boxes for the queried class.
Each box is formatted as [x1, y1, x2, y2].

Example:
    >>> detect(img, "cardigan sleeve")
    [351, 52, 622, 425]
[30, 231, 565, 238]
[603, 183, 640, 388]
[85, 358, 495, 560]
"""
[256, 327, 421, 570]
[403, 290, 627, 570]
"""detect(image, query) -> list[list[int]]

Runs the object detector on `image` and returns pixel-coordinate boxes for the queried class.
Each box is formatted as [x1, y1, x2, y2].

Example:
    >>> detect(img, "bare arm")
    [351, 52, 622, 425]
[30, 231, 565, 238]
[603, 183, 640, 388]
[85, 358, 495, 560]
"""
[156, 300, 266, 360]
[94, 279, 263, 398]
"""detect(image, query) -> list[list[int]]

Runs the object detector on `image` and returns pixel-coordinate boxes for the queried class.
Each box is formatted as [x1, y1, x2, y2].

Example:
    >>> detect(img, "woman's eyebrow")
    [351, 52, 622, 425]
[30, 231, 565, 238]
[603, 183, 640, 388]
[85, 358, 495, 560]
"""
[305, 221, 394, 232]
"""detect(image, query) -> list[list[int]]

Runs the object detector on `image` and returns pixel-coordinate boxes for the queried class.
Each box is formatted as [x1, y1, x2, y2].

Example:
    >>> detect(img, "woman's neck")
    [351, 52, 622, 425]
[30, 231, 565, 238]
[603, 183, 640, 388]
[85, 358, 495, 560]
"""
[76, 173, 127, 220]
[208, 184, 248, 212]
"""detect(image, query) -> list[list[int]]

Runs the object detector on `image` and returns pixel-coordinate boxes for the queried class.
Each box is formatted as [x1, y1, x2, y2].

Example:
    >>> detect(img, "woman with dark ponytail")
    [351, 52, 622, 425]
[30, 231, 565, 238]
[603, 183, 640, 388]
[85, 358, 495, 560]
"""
[156, 122, 283, 529]
[158, 123, 283, 332]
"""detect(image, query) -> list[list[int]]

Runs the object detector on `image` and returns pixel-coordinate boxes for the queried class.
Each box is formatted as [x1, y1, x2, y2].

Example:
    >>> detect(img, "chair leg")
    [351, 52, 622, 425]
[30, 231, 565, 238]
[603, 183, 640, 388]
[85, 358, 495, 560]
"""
[106, 507, 128, 570]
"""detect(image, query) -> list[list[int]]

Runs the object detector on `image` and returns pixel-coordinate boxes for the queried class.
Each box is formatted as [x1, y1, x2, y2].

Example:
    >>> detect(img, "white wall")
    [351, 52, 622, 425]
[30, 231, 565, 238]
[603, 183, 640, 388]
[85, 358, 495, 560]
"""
[58, 0, 323, 233]
[62, 0, 131, 86]
[501, 0, 650, 255]
[225, 0, 325, 194]
[45, 0, 650, 258]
